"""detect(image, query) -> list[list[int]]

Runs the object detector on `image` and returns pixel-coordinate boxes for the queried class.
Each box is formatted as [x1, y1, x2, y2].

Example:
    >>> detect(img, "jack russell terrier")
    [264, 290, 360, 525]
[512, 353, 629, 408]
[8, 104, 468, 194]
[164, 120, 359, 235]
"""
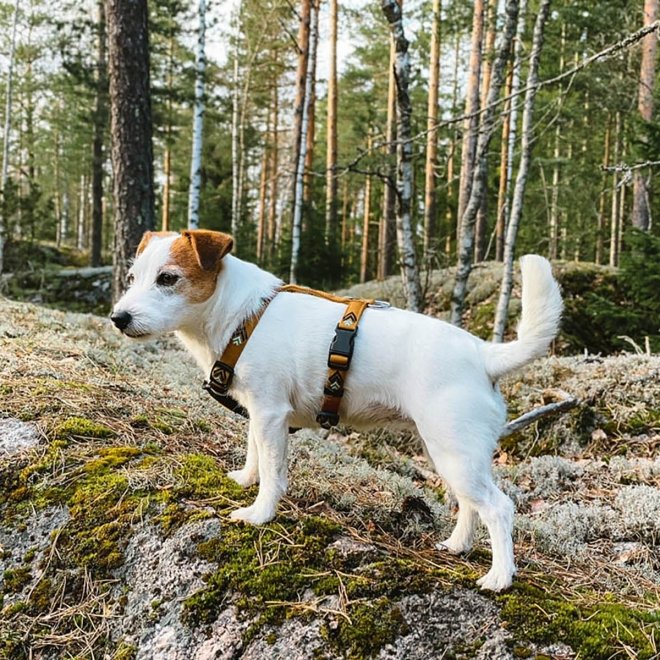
[111, 229, 562, 592]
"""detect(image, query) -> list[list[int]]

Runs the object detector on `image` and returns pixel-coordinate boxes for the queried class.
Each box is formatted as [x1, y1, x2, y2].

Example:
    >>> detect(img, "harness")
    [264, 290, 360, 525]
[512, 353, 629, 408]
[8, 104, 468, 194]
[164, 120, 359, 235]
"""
[202, 285, 387, 430]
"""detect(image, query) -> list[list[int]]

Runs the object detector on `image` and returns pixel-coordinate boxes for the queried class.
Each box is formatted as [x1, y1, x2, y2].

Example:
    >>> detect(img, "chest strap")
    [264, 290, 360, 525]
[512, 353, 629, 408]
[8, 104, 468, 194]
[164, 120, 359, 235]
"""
[204, 286, 377, 431]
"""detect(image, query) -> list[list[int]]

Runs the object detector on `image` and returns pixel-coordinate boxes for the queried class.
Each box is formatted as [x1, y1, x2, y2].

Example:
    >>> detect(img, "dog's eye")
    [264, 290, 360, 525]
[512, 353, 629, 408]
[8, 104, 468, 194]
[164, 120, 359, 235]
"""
[157, 272, 179, 287]
[127, 273, 135, 286]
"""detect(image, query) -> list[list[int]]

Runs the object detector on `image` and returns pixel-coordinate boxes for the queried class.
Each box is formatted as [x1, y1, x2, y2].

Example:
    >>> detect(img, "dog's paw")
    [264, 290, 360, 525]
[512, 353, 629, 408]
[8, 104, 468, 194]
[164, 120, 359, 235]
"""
[436, 538, 472, 555]
[229, 505, 275, 526]
[227, 469, 259, 488]
[476, 569, 513, 592]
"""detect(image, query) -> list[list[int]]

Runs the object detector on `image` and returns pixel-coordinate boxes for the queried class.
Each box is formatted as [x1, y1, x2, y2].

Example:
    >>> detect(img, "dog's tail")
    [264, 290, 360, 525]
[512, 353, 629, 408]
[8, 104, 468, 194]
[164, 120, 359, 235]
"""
[483, 255, 562, 381]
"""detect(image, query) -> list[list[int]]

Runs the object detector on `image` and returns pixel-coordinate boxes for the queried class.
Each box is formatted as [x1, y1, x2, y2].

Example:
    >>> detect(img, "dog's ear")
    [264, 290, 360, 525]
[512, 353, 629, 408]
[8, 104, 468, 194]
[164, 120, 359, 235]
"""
[182, 230, 234, 271]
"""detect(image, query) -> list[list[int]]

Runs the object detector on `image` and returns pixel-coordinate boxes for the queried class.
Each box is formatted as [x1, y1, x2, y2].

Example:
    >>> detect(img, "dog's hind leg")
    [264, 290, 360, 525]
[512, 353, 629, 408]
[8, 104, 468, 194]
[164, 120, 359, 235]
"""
[229, 406, 289, 525]
[417, 412, 515, 592]
[227, 425, 260, 488]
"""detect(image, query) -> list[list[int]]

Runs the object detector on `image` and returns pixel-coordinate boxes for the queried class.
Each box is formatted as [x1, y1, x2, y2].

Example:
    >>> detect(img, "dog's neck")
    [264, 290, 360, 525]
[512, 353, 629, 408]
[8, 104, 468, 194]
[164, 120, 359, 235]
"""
[175, 254, 282, 374]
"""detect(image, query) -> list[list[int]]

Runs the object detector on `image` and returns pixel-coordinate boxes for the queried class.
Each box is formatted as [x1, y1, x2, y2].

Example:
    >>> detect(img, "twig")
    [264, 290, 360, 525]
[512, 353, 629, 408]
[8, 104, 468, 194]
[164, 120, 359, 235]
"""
[500, 391, 579, 438]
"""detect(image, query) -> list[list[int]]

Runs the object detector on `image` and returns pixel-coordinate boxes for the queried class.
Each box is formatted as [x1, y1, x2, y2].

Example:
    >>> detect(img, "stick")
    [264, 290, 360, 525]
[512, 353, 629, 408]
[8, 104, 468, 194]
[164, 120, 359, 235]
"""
[500, 392, 579, 438]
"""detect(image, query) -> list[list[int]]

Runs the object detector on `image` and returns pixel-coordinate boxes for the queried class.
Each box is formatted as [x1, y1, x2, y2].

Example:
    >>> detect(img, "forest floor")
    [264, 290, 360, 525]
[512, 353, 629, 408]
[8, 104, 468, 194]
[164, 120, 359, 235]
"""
[0, 298, 659, 659]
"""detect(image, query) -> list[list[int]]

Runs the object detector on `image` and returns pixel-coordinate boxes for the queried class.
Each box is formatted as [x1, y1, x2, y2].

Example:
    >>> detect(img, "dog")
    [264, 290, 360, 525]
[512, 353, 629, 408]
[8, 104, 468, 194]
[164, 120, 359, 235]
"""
[111, 229, 562, 592]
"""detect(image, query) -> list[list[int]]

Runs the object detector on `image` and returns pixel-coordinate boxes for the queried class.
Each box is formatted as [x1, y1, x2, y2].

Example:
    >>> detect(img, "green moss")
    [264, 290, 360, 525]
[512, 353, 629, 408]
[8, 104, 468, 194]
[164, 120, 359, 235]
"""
[498, 583, 660, 659]
[112, 642, 137, 660]
[323, 598, 408, 659]
[2, 566, 32, 593]
[27, 578, 53, 613]
[53, 416, 115, 441]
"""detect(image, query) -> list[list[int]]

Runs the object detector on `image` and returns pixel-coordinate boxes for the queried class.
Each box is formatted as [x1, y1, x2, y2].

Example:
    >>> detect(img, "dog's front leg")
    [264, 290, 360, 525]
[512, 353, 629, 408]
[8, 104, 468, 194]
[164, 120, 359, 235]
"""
[229, 409, 288, 525]
[227, 424, 259, 488]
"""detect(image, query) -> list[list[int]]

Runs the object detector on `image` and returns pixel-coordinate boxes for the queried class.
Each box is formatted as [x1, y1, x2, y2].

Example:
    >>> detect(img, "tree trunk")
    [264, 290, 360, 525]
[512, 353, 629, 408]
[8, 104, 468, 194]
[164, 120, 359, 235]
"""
[256, 116, 270, 263]
[631, 0, 658, 231]
[0, 0, 19, 275]
[445, 30, 461, 256]
[360, 134, 373, 283]
[325, 0, 338, 245]
[290, 0, 318, 283]
[161, 33, 174, 232]
[231, 19, 240, 238]
[188, 0, 206, 230]
[596, 123, 611, 265]
[456, 0, 485, 245]
[267, 75, 279, 255]
[290, 0, 312, 226]
[451, 0, 520, 327]
[91, 0, 107, 267]
[492, 0, 552, 342]
[495, 66, 513, 262]
[610, 112, 622, 267]
[303, 0, 319, 208]
[378, 34, 397, 281]
[105, 0, 155, 303]
[382, 0, 422, 312]
[422, 0, 441, 260]
[497, 0, 527, 261]
[474, 0, 498, 262]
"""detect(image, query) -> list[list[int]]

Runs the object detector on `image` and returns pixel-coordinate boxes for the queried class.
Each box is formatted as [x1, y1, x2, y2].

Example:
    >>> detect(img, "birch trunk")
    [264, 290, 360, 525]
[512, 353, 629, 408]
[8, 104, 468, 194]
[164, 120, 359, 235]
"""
[382, 0, 422, 312]
[0, 0, 19, 275]
[256, 135, 269, 263]
[290, 0, 312, 228]
[289, 0, 318, 283]
[303, 0, 319, 208]
[267, 76, 279, 254]
[445, 31, 461, 256]
[325, 0, 338, 245]
[91, 0, 107, 266]
[230, 15, 241, 238]
[187, 0, 206, 230]
[495, 66, 512, 262]
[450, 0, 520, 327]
[492, 0, 552, 342]
[378, 35, 397, 281]
[631, 0, 658, 231]
[456, 0, 484, 244]
[422, 0, 441, 259]
[474, 0, 498, 262]
[161, 33, 175, 232]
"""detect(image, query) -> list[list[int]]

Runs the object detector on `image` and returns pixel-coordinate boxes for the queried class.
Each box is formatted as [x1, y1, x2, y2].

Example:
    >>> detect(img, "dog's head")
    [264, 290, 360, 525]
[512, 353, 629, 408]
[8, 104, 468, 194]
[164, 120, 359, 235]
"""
[110, 230, 233, 338]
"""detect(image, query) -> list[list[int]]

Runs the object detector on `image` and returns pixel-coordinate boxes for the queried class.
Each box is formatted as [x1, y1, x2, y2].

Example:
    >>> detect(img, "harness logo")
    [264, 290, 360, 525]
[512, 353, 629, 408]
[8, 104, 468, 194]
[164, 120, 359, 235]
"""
[342, 312, 357, 326]
[231, 327, 248, 346]
[328, 372, 344, 392]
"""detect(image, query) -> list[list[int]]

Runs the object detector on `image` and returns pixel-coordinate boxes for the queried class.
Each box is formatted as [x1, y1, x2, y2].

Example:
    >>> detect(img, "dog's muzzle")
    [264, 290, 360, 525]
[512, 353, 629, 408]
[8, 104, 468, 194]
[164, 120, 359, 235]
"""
[110, 311, 132, 331]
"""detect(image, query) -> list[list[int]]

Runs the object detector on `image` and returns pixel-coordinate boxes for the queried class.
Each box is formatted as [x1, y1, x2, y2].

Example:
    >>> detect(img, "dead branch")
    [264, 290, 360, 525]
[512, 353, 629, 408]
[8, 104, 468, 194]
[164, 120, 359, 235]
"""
[500, 390, 579, 438]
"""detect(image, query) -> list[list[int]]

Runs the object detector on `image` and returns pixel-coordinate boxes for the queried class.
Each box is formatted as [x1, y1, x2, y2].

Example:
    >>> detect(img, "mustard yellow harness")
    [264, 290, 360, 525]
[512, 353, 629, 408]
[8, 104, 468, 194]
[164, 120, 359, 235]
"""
[203, 285, 385, 430]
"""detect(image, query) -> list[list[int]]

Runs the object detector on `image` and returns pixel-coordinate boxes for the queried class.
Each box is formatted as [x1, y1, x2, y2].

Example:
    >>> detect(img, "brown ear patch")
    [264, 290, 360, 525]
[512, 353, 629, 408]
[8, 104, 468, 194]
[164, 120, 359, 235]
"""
[168, 230, 234, 304]
[181, 230, 234, 271]
[136, 231, 178, 256]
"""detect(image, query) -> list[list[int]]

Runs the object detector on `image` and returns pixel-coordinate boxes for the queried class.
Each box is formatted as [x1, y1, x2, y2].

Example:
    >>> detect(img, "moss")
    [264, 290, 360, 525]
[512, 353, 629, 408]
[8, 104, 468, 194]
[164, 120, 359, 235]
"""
[27, 578, 53, 613]
[323, 598, 408, 659]
[112, 642, 137, 660]
[2, 566, 32, 593]
[53, 416, 115, 441]
[498, 583, 660, 659]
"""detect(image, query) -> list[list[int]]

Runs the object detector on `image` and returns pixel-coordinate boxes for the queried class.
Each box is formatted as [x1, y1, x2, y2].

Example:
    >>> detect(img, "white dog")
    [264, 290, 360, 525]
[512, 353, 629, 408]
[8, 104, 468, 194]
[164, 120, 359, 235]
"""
[111, 229, 562, 592]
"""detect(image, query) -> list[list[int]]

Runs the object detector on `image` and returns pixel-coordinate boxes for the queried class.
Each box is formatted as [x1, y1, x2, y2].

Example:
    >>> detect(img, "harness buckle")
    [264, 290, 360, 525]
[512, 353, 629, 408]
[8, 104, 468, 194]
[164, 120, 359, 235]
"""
[368, 300, 391, 309]
[206, 360, 235, 395]
[328, 327, 356, 370]
[316, 410, 340, 429]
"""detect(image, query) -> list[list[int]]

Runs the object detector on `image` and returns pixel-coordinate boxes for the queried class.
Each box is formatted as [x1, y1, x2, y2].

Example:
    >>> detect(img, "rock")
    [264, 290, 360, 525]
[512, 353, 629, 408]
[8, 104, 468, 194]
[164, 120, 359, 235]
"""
[0, 418, 40, 455]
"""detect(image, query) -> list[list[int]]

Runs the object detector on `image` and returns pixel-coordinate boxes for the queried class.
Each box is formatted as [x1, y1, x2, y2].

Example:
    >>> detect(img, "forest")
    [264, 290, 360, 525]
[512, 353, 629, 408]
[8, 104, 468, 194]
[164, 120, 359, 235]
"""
[0, 0, 659, 658]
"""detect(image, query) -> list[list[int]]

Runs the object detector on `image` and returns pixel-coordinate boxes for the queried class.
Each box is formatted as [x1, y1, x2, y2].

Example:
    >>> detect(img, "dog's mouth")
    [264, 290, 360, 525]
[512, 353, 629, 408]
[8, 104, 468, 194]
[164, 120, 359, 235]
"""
[124, 330, 152, 339]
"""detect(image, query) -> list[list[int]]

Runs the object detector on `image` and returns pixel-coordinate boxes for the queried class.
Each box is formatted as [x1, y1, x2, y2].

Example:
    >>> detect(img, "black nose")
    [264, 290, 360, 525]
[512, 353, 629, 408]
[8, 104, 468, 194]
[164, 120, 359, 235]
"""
[111, 311, 132, 331]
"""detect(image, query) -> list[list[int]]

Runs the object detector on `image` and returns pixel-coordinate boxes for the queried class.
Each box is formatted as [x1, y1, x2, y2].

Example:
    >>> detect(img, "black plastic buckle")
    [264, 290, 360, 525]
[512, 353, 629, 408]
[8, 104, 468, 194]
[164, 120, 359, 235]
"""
[206, 360, 235, 395]
[316, 410, 340, 429]
[328, 327, 356, 370]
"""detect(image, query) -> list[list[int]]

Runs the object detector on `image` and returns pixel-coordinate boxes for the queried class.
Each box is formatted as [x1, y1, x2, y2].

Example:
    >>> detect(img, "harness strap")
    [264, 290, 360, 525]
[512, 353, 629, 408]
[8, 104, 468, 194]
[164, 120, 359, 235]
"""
[204, 285, 379, 432]
[316, 298, 372, 429]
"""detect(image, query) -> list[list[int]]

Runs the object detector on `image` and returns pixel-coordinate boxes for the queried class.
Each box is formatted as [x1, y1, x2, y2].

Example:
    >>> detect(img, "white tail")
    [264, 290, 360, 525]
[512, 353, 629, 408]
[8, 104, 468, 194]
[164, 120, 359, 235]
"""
[483, 255, 562, 380]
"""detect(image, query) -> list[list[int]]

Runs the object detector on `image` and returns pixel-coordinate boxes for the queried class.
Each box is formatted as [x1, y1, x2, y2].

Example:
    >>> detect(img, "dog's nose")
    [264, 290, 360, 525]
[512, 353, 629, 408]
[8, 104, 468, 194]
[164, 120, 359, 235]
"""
[111, 310, 132, 331]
